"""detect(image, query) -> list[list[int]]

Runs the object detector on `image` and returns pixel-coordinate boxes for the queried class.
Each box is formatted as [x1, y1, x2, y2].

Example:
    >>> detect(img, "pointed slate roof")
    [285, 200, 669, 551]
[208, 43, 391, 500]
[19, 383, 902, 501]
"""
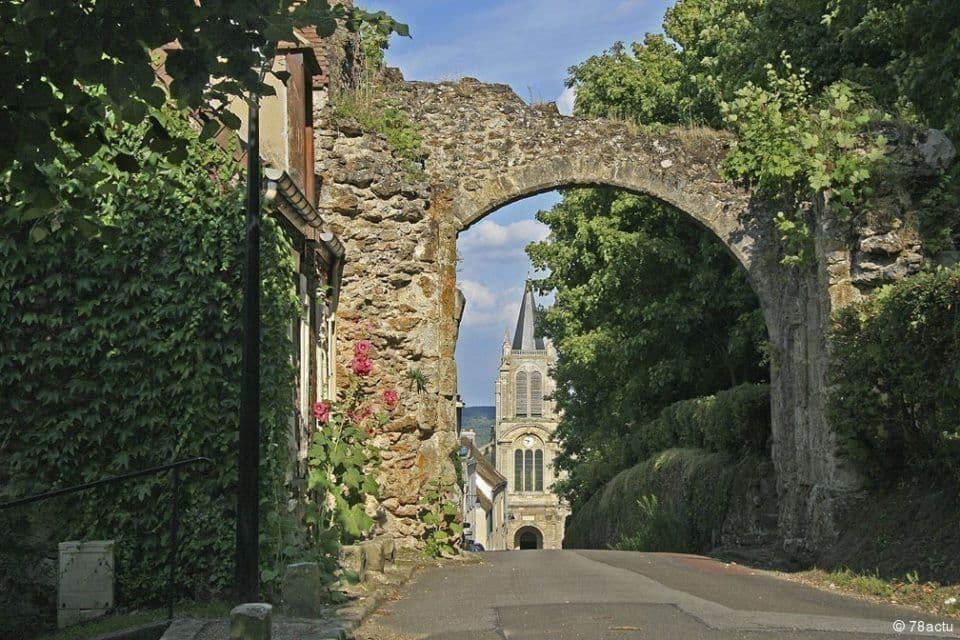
[512, 281, 545, 351]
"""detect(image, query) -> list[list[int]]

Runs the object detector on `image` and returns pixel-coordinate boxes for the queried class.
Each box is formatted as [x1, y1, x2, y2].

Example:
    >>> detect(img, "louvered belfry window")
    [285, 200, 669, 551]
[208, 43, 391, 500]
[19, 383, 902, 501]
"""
[515, 371, 528, 416]
[530, 371, 543, 417]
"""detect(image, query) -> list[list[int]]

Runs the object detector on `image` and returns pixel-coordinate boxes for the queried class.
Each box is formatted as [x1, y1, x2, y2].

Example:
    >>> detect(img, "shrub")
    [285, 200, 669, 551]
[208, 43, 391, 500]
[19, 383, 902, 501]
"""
[702, 383, 771, 455]
[614, 494, 687, 552]
[630, 384, 770, 461]
[565, 448, 765, 550]
[828, 266, 960, 486]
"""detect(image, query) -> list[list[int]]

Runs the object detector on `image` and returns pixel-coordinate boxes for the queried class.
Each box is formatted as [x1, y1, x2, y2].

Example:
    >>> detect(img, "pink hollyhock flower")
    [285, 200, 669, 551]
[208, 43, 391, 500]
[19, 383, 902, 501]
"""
[354, 340, 372, 358]
[312, 401, 331, 424]
[383, 388, 400, 411]
[351, 355, 373, 377]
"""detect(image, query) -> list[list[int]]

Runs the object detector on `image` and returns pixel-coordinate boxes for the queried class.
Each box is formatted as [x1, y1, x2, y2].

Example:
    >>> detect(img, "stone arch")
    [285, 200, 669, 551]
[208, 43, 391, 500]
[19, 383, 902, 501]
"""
[453, 174, 779, 343]
[447, 174, 820, 550]
[315, 75, 940, 558]
[515, 526, 544, 550]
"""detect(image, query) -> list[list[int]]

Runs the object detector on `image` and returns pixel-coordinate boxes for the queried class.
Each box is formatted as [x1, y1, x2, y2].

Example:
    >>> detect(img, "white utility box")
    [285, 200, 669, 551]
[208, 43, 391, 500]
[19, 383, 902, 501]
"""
[57, 540, 115, 628]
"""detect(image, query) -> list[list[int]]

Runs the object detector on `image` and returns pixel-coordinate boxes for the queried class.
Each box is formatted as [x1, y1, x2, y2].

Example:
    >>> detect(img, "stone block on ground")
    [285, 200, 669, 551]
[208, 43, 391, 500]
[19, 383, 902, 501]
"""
[230, 603, 272, 640]
[282, 562, 325, 618]
[380, 537, 396, 563]
[337, 544, 365, 583]
[360, 540, 385, 574]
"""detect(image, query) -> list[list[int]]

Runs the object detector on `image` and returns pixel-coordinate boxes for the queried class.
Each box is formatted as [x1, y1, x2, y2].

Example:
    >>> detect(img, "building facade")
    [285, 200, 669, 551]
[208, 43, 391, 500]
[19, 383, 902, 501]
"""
[493, 283, 569, 549]
[460, 434, 508, 550]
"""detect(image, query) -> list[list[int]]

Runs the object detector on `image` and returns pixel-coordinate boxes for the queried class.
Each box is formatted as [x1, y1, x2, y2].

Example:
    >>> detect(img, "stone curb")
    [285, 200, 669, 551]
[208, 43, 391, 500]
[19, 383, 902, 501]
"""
[160, 617, 347, 640]
[91, 621, 172, 640]
[159, 619, 208, 640]
[336, 559, 420, 635]
[157, 552, 424, 640]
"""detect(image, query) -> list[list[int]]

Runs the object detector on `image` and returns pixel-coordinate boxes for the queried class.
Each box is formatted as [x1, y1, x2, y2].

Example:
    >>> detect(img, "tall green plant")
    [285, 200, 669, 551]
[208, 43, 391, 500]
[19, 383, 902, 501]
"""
[306, 338, 396, 561]
[418, 477, 464, 558]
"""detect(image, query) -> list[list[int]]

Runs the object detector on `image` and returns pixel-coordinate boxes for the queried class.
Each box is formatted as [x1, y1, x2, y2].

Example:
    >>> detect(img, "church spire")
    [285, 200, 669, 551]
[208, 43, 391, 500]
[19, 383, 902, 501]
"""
[512, 281, 545, 351]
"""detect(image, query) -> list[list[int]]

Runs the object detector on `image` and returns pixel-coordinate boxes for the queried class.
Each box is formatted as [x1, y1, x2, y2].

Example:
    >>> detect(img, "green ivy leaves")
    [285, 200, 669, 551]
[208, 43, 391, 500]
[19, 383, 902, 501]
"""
[828, 266, 960, 488]
[721, 58, 890, 264]
[0, 1, 409, 234]
[0, 108, 301, 606]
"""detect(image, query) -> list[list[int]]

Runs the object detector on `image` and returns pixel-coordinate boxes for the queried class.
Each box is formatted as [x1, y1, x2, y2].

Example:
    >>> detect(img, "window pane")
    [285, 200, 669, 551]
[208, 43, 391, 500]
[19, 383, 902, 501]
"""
[516, 372, 528, 416]
[514, 449, 523, 492]
[524, 449, 533, 493]
[530, 372, 543, 417]
[535, 449, 543, 491]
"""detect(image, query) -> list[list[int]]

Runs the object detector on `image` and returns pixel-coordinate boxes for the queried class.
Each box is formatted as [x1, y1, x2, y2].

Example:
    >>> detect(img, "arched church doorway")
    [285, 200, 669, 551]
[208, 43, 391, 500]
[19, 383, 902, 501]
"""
[516, 526, 543, 550]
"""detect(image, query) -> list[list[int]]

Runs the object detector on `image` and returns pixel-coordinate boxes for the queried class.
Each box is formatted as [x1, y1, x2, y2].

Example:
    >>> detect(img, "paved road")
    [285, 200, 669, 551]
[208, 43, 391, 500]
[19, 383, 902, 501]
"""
[355, 550, 958, 640]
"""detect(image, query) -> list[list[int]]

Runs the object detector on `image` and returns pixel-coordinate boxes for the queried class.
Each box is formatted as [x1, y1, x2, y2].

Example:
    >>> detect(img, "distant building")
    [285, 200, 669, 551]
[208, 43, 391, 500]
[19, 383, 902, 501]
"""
[461, 434, 508, 550]
[493, 282, 569, 549]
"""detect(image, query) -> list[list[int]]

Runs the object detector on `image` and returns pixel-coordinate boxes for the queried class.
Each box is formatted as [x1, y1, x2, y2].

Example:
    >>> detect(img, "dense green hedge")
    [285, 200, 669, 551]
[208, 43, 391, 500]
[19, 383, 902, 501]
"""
[564, 448, 765, 550]
[829, 266, 960, 486]
[630, 383, 770, 462]
[0, 111, 300, 609]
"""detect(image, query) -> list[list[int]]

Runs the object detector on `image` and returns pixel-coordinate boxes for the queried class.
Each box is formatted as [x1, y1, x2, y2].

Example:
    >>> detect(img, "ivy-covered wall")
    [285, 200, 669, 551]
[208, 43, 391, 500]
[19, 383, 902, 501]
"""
[563, 385, 775, 551]
[0, 112, 302, 617]
[563, 449, 774, 551]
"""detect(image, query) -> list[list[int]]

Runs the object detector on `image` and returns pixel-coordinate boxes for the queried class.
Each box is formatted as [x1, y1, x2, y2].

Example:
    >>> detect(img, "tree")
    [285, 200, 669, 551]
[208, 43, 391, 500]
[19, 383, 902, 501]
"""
[547, 0, 959, 506]
[528, 189, 768, 507]
[0, 1, 407, 237]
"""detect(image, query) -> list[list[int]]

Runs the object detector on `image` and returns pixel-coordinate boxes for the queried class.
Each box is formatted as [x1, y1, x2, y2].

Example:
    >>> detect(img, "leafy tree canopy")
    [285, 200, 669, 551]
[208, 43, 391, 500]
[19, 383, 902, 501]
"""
[0, 0, 407, 234]
[528, 189, 768, 507]
[569, 0, 960, 136]
[539, 0, 958, 507]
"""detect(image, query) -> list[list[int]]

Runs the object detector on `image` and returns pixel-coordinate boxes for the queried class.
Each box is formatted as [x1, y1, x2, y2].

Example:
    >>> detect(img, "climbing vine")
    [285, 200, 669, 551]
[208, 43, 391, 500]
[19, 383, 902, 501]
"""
[721, 58, 889, 264]
[0, 106, 300, 605]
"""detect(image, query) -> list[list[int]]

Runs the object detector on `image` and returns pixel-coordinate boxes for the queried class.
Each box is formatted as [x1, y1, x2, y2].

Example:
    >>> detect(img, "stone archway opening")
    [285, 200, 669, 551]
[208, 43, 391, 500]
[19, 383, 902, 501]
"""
[455, 186, 774, 551]
[516, 526, 544, 550]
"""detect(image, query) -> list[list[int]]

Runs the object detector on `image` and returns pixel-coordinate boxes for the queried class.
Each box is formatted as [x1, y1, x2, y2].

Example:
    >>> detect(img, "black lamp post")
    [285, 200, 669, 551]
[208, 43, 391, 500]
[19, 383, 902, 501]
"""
[237, 94, 261, 602]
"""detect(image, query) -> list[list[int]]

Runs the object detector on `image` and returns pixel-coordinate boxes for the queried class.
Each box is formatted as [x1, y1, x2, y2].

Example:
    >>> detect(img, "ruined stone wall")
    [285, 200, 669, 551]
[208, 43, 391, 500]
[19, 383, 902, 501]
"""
[312, 72, 950, 556]
[313, 104, 459, 542]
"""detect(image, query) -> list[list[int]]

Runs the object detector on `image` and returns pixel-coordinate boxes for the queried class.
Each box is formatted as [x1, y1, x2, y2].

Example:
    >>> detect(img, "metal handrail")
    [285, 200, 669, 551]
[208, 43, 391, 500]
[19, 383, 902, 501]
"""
[0, 456, 214, 620]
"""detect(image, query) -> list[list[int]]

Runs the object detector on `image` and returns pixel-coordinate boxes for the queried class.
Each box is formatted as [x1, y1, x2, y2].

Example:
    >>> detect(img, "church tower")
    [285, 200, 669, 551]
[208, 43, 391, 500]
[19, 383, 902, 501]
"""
[493, 282, 568, 549]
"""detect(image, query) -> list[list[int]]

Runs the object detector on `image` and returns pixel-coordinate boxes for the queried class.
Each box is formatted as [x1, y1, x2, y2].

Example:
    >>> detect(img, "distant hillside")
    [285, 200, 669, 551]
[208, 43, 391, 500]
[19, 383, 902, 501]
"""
[461, 406, 495, 446]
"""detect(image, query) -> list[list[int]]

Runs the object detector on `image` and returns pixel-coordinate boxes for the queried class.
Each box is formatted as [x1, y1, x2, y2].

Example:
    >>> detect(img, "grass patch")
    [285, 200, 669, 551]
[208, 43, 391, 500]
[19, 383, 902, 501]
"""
[330, 92, 424, 167]
[794, 568, 960, 618]
[32, 601, 231, 640]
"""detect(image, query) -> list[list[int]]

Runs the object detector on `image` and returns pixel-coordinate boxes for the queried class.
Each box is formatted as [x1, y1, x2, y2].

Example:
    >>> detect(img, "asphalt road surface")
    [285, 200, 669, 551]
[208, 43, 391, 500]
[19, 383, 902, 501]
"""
[355, 550, 959, 640]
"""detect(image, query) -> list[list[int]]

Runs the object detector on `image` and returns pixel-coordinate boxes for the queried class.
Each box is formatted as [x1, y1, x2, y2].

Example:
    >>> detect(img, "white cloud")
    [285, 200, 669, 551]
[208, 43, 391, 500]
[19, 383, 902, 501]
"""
[459, 219, 549, 251]
[459, 279, 497, 309]
[458, 282, 523, 329]
[557, 86, 576, 116]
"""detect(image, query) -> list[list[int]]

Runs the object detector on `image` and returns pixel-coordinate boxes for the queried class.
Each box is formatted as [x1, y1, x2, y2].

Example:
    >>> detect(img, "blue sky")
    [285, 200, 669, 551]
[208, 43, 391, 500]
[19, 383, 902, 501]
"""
[363, 0, 675, 406]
